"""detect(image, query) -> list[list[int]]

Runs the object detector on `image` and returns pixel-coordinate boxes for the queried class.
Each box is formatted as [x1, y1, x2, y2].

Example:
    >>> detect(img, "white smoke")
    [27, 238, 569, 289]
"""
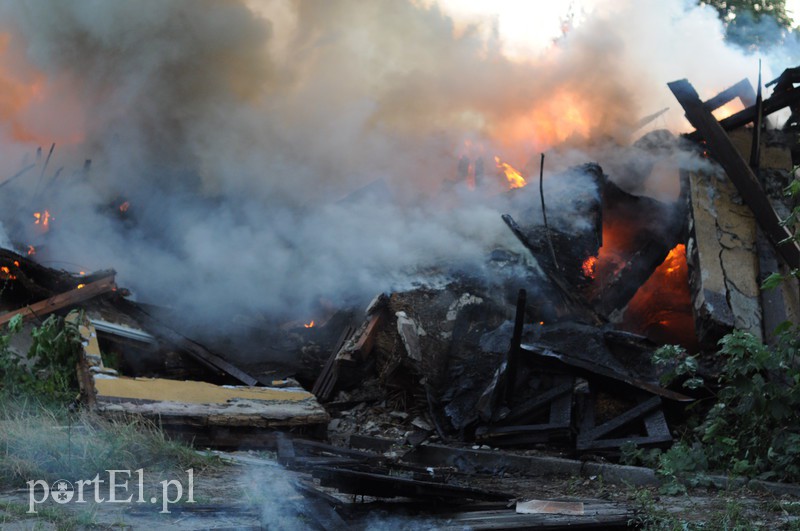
[0, 0, 792, 334]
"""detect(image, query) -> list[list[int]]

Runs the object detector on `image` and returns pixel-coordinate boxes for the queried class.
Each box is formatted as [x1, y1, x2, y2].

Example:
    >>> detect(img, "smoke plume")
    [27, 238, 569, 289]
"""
[0, 0, 791, 331]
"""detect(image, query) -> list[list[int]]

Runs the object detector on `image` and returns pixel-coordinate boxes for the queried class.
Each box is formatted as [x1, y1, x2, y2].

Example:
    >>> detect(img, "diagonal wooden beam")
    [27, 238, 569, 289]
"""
[0, 274, 116, 327]
[669, 79, 800, 270]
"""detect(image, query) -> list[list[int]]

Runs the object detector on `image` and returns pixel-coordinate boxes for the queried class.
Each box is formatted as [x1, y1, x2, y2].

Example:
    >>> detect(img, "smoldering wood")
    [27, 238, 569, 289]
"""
[0, 274, 116, 326]
[589, 181, 687, 316]
[501, 214, 603, 325]
[670, 78, 800, 270]
[113, 298, 260, 386]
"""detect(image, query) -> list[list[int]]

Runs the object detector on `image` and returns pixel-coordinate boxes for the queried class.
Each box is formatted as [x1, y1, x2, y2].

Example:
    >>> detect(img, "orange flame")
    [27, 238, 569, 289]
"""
[494, 156, 527, 189]
[119, 201, 130, 213]
[582, 255, 598, 279]
[1, 266, 16, 280]
[33, 210, 52, 229]
[76, 284, 85, 289]
[27, 245, 35, 256]
[304, 321, 315, 328]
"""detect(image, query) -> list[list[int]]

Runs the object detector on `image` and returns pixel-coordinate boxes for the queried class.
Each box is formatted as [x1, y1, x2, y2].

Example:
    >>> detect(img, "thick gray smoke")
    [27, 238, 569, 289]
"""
[0, 0, 789, 330]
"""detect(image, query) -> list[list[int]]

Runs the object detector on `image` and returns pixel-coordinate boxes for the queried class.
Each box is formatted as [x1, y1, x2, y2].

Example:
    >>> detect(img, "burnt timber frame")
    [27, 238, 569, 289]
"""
[669, 79, 800, 270]
[577, 394, 672, 452]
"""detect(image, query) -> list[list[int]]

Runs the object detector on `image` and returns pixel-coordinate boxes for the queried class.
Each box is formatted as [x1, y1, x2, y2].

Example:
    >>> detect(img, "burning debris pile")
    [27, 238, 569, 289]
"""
[0, 56, 798, 526]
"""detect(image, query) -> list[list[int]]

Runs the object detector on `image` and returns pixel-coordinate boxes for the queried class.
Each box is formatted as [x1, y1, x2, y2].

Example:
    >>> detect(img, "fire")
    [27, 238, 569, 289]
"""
[1, 266, 16, 280]
[582, 255, 598, 279]
[33, 210, 53, 229]
[711, 99, 744, 121]
[494, 156, 527, 189]
[76, 284, 85, 289]
[304, 320, 315, 328]
[662, 245, 684, 275]
[27, 245, 35, 256]
[622, 243, 697, 351]
[119, 201, 130, 213]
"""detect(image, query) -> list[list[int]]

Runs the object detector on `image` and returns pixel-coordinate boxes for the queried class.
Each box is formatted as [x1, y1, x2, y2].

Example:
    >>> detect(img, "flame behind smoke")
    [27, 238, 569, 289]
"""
[0, 0, 774, 333]
[494, 156, 527, 189]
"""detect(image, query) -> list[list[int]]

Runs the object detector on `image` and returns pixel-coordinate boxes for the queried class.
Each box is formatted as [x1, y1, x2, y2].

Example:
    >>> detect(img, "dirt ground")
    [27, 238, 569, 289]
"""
[2, 450, 800, 530]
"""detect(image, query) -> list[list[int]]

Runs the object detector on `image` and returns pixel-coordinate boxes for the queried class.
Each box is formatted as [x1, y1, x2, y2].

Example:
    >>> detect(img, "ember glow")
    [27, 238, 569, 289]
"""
[494, 156, 527, 189]
[27, 245, 35, 256]
[119, 201, 130, 213]
[581, 255, 598, 279]
[304, 321, 315, 329]
[33, 211, 52, 229]
[622, 243, 697, 350]
[0, 266, 15, 280]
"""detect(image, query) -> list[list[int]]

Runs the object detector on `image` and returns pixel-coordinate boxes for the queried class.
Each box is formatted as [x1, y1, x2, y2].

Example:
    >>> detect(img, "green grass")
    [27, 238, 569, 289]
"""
[0, 398, 220, 490]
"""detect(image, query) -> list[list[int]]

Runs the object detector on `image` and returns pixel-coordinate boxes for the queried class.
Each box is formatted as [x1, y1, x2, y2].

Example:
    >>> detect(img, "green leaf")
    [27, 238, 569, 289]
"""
[761, 272, 785, 291]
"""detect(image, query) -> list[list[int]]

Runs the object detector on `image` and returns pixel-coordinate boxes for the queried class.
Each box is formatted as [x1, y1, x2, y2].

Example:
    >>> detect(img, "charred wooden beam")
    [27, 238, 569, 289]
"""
[577, 395, 671, 452]
[113, 299, 259, 386]
[686, 80, 800, 141]
[0, 274, 116, 326]
[521, 343, 692, 402]
[312, 466, 513, 502]
[501, 214, 603, 325]
[669, 79, 800, 270]
[313, 296, 387, 401]
[502, 288, 526, 404]
[703, 78, 756, 111]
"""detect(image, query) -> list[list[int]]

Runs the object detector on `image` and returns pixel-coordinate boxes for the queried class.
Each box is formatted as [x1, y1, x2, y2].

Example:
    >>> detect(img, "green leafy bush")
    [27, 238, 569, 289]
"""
[0, 313, 83, 403]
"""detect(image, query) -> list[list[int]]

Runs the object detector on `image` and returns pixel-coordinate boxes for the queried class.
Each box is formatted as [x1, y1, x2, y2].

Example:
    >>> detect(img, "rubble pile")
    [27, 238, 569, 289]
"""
[1, 67, 799, 528]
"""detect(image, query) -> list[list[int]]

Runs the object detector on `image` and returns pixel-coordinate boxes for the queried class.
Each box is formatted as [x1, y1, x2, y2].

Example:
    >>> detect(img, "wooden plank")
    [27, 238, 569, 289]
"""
[116, 300, 259, 386]
[703, 78, 756, 111]
[578, 396, 661, 444]
[669, 79, 800, 270]
[0, 274, 116, 326]
[687, 82, 800, 141]
[312, 325, 354, 398]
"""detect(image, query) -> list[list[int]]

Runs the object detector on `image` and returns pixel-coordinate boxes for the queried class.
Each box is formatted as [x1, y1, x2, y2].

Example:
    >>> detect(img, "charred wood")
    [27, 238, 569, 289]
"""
[670, 78, 800, 270]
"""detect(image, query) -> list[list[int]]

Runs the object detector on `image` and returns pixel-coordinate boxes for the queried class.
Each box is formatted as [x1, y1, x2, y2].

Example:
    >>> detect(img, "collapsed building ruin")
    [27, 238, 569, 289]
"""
[1, 66, 799, 528]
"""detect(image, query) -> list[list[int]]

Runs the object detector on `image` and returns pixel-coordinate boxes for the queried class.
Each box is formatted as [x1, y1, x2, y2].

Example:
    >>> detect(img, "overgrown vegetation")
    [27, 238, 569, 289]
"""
[0, 313, 219, 490]
[0, 313, 82, 404]
[625, 176, 800, 490]
[0, 401, 216, 489]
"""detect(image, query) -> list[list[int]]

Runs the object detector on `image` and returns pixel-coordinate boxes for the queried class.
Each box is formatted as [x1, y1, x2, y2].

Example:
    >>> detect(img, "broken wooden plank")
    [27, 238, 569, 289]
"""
[440, 502, 632, 530]
[114, 299, 259, 386]
[314, 297, 386, 401]
[312, 324, 354, 399]
[703, 78, 757, 111]
[521, 343, 692, 402]
[687, 80, 800, 141]
[577, 395, 672, 452]
[312, 466, 513, 502]
[669, 79, 800, 270]
[0, 274, 116, 326]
